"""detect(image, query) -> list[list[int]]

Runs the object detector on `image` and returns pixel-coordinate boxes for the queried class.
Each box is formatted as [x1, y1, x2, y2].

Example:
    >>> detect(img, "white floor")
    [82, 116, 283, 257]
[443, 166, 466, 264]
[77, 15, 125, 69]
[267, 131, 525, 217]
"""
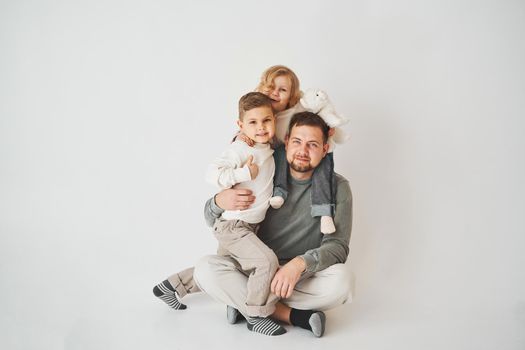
[1, 1, 525, 348]
[2, 284, 522, 350]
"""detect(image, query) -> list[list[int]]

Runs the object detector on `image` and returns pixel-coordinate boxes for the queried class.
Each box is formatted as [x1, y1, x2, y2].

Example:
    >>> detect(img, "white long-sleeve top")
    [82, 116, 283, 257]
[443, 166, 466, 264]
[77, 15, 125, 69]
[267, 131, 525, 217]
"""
[205, 141, 274, 224]
[274, 103, 306, 145]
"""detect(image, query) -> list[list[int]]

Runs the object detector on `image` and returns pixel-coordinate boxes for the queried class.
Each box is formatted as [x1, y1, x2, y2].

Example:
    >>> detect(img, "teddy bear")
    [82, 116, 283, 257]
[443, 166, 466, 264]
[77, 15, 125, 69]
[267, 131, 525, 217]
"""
[300, 88, 349, 147]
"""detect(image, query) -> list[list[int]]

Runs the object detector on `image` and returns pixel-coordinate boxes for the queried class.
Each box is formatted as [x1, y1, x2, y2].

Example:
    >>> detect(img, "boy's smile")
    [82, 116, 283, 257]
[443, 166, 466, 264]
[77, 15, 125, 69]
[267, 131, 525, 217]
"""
[237, 106, 275, 144]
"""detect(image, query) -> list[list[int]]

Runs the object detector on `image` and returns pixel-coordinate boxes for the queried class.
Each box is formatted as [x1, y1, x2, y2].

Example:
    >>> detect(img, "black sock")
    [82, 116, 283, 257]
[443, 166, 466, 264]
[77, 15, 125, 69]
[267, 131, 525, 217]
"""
[290, 308, 314, 330]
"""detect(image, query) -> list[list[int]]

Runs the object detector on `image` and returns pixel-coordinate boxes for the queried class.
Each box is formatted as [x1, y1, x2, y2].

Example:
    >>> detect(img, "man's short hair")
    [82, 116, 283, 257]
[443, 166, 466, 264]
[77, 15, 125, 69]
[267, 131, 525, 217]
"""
[238, 92, 273, 120]
[288, 112, 330, 143]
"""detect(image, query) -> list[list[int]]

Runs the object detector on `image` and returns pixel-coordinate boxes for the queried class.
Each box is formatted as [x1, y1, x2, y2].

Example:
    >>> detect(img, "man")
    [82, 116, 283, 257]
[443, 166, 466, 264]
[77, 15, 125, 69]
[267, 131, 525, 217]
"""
[194, 111, 353, 337]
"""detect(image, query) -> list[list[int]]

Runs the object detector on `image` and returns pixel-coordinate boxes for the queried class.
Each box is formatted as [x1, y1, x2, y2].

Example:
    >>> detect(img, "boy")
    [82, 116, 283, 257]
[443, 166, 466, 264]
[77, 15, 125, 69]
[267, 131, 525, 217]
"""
[153, 92, 286, 336]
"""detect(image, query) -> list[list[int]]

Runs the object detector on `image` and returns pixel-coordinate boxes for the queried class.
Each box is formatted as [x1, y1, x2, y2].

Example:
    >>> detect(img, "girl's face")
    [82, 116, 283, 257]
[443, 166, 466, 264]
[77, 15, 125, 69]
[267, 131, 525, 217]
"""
[264, 75, 292, 113]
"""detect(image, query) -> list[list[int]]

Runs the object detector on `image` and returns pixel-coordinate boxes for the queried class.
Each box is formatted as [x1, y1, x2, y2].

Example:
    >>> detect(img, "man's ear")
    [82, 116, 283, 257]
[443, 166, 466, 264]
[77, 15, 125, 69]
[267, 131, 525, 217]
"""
[322, 143, 329, 157]
[284, 134, 289, 149]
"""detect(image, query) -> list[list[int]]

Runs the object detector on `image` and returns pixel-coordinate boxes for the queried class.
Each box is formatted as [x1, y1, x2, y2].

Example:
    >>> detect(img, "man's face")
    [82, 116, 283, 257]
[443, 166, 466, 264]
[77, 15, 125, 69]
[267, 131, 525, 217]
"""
[285, 124, 329, 174]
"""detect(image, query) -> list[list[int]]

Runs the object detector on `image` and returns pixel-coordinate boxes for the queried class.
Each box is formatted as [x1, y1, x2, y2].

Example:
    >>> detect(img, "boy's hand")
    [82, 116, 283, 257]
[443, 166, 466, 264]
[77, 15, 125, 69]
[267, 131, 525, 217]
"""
[237, 132, 255, 147]
[246, 155, 259, 179]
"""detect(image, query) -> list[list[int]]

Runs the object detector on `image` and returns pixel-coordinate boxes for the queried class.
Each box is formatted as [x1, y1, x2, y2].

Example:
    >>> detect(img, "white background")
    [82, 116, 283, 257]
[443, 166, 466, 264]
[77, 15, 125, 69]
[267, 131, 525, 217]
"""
[1, 0, 524, 349]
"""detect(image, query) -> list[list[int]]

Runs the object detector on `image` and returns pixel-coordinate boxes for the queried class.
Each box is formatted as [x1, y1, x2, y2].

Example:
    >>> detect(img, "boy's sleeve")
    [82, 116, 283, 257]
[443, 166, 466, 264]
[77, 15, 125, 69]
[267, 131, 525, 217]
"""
[300, 176, 352, 273]
[205, 143, 251, 190]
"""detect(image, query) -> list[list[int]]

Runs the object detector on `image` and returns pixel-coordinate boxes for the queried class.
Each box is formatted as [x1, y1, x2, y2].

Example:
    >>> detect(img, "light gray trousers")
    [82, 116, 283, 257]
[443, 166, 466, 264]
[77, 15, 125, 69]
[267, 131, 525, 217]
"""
[193, 254, 352, 317]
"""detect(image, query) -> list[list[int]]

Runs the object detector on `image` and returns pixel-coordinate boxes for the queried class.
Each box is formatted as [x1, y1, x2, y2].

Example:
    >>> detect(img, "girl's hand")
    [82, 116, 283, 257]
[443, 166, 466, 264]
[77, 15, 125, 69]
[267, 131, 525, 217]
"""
[237, 132, 255, 147]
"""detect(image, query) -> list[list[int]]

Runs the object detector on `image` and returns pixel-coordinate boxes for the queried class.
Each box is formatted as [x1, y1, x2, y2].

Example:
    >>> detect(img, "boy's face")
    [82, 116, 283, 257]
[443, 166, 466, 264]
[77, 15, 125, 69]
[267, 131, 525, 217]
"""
[237, 106, 275, 144]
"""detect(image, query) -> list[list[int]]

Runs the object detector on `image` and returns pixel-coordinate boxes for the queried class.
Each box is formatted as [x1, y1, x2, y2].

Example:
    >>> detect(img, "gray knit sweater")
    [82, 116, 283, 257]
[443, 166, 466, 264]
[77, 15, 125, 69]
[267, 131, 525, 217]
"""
[204, 173, 352, 273]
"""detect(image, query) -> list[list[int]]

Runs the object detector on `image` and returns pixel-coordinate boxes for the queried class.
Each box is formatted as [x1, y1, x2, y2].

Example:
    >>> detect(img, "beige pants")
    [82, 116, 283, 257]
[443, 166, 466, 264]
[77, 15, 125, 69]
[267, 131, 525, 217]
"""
[166, 219, 278, 317]
[193, 254, 352, 317]
[167, 266, 199, 299]
[211, 219, 279, 316]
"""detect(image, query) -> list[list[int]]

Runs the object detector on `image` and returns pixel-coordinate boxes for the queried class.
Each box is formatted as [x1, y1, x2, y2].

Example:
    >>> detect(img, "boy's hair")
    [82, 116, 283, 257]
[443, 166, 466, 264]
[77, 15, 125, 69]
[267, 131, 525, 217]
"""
[288, 112, 330, 144]
[238, 92, 274, 120]
[256, 65, 301, 109]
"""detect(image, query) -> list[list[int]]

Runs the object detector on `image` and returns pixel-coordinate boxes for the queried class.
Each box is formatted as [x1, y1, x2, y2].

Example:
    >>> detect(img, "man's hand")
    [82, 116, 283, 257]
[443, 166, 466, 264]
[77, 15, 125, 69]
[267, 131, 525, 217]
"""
[245, 155, 259, 179]
[270, 257, 306, 299]
[328, 127, 336, 137]
[215, 188, 255, 211]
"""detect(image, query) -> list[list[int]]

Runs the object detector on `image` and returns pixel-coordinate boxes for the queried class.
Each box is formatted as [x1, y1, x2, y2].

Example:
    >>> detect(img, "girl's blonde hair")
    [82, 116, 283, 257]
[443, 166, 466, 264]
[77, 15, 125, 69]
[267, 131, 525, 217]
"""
[256, 65, 302, 109]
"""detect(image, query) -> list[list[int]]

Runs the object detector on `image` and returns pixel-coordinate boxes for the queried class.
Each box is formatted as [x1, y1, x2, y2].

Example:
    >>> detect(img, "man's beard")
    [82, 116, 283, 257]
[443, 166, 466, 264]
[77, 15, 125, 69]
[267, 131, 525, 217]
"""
[290, 159, 313, 173]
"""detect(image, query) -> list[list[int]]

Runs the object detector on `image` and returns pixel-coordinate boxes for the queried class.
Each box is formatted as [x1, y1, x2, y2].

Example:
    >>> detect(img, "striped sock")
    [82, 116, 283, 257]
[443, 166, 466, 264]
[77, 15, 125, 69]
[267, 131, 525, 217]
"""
[152, 280, 187, 310]
[246, 316, 286, 336]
